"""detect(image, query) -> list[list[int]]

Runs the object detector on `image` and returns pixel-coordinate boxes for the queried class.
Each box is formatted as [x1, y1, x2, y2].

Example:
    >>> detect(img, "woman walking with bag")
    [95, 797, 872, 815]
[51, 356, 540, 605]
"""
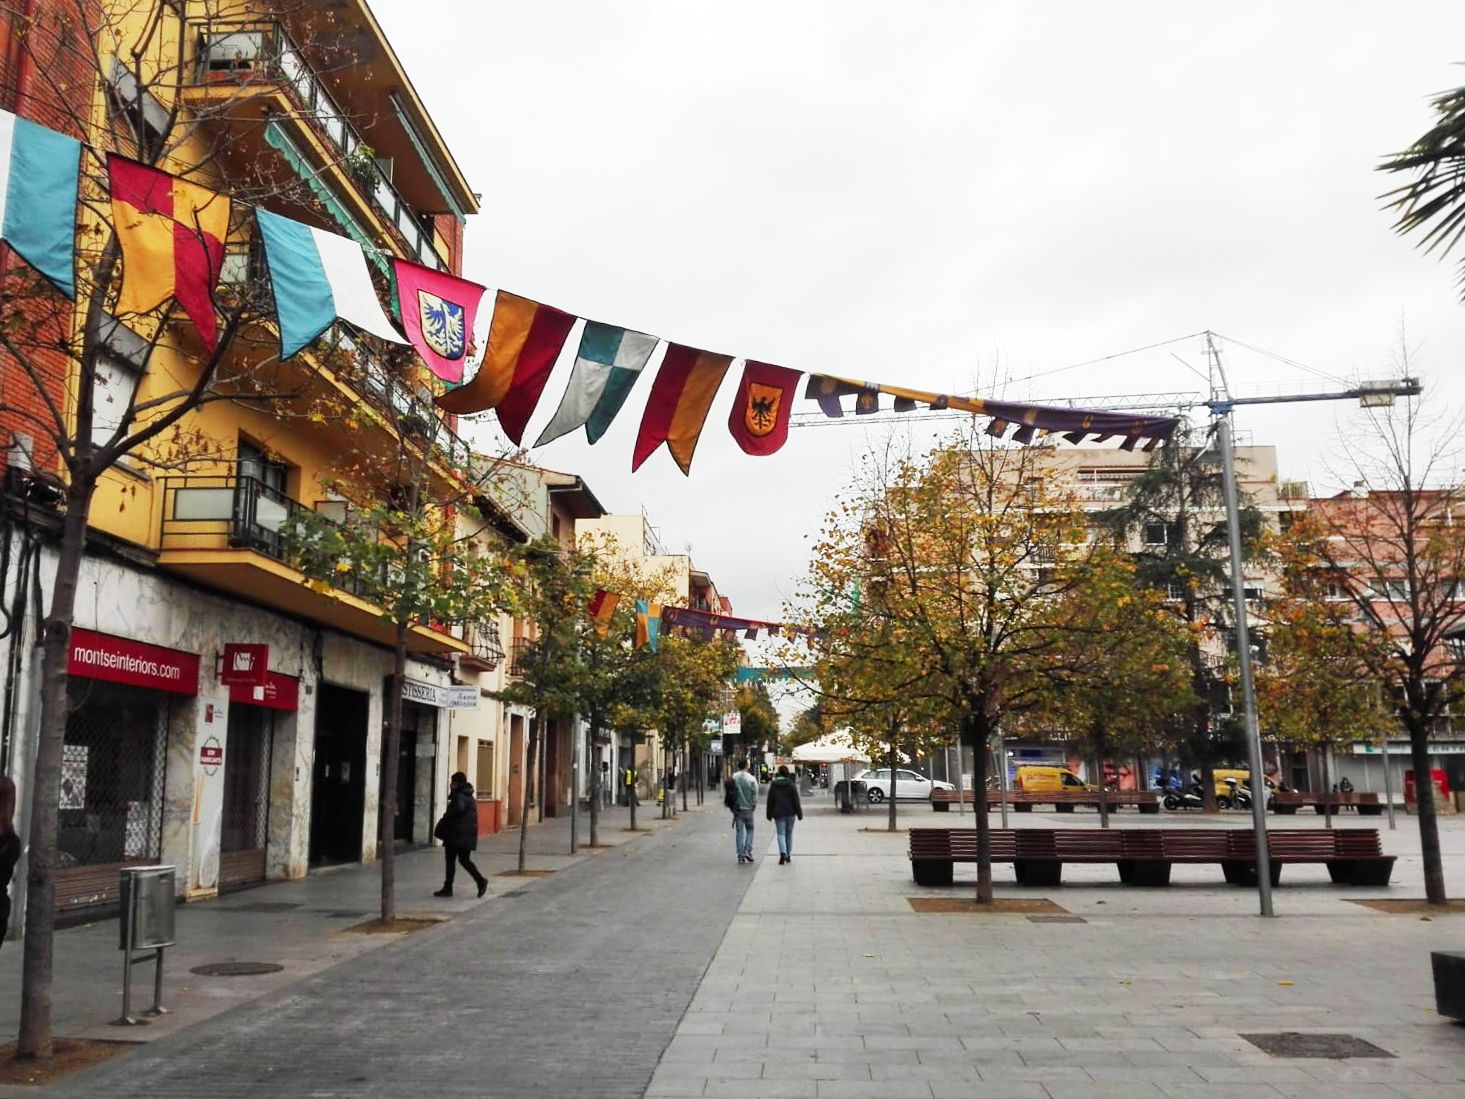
[765, 765, 803, 865]
[433, 772, 487, 897]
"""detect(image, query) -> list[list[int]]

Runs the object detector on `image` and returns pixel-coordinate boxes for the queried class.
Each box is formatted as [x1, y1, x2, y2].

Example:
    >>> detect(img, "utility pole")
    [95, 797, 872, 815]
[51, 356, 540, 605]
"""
[1205, 331, 1419, 918]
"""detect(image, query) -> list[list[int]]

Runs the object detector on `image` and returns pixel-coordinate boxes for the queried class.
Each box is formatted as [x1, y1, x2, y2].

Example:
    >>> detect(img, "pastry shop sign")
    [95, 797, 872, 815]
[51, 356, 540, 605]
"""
[67, 628, 200, 695]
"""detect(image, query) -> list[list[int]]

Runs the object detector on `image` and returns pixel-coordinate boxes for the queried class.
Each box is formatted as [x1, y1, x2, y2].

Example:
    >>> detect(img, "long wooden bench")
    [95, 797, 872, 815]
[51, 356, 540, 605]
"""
[1271, 791, 1384, 816]
[908, 827, 1395, 888]
[930, 789, 1160, 814]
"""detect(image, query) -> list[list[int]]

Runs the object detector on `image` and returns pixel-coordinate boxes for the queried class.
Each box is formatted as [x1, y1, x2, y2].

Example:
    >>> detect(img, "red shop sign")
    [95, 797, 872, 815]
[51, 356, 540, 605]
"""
[67, 627, 200, 696]
[219, 643, 269, 687]
[229, 671, 299, 713]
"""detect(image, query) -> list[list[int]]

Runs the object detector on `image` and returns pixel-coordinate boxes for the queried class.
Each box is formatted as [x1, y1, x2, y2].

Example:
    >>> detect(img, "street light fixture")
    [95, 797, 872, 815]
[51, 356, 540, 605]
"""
[1206, 333, 1421, 918]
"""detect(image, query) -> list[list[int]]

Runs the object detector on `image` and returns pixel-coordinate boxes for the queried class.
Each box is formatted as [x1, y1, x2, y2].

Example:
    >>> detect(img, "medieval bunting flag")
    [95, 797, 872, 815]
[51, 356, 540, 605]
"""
[728, 361, 801, 457]
[803, 373, 1179, 449]
[534, 321, 659, 447]
[108, 156, 230, 349]
[435, 290, 575, 444]
[588, 590, 620, 638]
[632, 343, 733, 474]
[393, 258, 486, 385]
[635, 599, 662, 652]
[0, 109, 80, 297]
[255, 209, 407, 359]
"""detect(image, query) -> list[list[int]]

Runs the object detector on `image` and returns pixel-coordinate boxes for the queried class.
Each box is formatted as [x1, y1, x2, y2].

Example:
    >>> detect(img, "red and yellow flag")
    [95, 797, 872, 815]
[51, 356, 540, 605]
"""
[435, 291, 575, 445]
[727, 360, 801, 457]
[632, 344, 732, 475]
[588, 590, 620, 637]
[108, 156, 230, 350]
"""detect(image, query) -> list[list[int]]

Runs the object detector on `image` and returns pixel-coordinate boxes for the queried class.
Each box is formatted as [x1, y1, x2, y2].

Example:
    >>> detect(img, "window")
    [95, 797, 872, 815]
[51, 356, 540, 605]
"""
[237, 440, 287, 493]
[1165, 582, 1186, 602]
[90, 352, 142, 450]
[1144, 521, 1180, 547]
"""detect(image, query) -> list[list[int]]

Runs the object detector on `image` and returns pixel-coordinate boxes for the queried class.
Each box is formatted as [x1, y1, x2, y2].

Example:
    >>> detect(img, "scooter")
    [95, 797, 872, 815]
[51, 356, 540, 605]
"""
[1161, 782, 1205, 811]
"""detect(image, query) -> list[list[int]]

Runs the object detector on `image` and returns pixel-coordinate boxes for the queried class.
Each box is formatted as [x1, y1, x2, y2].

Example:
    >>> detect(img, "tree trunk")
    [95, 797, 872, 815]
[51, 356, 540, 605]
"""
[1199, 760, 1219, 814]
[518, 717, 538, 873]
[1095, 725, 1111, 830]
[681, 747, 689, 811]
[588, 717, 600, 847]
[968, 713, 993, 905]
[887, 728, 898, 832]
[18, 484, 93, 1059]
[629, 757, 638, 831]
[377, 621, 409, 923]
[1320, 742, 1333, 831]
[1406, 719, 1446, 904]
[661, 741, 669, 820]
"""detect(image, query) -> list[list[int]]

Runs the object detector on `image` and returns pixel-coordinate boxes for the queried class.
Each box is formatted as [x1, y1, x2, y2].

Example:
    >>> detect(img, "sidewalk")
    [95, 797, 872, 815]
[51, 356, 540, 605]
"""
[645, 792, 1465, 1099]
[0, 799, 689, 1046]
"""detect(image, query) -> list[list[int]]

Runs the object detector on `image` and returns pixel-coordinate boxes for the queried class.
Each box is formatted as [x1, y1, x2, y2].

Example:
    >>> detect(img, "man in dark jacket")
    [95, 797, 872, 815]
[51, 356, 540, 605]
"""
[765, 764, 803, 865]
[434, 772, 487, 897]
[0, 777, 19, 946]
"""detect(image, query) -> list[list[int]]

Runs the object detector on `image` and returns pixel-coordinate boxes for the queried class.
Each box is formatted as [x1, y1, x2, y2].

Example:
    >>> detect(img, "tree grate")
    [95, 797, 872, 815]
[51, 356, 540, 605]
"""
[1241, 1033, 1394, 1059]
[1027, 915, 1087, 924]
[221, 902, 302, 913]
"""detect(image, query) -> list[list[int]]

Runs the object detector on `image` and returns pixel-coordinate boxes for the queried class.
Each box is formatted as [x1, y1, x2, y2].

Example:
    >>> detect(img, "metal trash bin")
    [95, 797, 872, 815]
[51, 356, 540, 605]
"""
[114, 865, 176, 1026]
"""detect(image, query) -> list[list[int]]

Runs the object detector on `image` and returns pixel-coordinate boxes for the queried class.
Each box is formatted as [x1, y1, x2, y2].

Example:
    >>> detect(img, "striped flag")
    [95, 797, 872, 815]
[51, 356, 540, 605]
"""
[589, 590, 620, 638]
[631, 344, 733, 475]
[435, 291, 575, 445]
[255, 209, 406, 358]
[0, 109, 80, 297]
[108, 156, 230, 349]
[534, 321, 658, 447]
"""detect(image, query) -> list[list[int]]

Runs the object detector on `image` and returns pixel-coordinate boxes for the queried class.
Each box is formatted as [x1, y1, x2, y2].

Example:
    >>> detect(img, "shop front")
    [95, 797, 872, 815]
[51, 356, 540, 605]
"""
[219, 671, 297, 889]
[387, 678, 443, 847]
[58, 628, 199, 914]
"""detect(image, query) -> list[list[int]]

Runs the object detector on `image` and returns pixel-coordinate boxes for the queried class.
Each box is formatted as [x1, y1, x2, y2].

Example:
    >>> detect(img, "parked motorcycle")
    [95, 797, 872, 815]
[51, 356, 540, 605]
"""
[1161, 782, 1206, 811]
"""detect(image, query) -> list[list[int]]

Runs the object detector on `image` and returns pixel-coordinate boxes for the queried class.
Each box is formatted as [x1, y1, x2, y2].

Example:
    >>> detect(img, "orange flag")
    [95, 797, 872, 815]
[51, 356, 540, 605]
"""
[108, 156, 230, 349]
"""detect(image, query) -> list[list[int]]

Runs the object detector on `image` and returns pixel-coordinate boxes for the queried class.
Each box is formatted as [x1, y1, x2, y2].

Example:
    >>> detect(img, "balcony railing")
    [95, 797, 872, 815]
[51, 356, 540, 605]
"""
[508, 639, 530, 679]
[190, 21, 446, 270]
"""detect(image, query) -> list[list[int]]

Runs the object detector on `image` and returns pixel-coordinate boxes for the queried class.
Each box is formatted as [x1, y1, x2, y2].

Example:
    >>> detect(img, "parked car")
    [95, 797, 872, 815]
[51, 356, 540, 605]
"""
[855, 768, 954, 803]
[1014, 765, 1096, 793]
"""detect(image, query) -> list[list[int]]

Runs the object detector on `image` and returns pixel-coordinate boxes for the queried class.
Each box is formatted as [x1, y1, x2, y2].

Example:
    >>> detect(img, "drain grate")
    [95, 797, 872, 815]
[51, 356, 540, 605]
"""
[1241, 1033, 1394, 1060]
[222, 902, 301, 913]
[1027, 915, 1087, 924]
[501, 889, 529, 898]
[190, 962, 285, 977]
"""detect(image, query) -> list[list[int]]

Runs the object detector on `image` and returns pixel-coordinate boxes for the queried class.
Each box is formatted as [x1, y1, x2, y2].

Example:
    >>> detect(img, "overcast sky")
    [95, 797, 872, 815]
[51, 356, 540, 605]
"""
[376, 1, 1465, 635]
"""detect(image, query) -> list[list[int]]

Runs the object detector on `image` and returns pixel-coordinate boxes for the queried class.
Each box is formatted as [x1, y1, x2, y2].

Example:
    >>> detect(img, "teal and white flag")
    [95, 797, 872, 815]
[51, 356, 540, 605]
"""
[534, 321, 658, 446]
[0, 109, 80, 297]
[255, 208, 407, 358]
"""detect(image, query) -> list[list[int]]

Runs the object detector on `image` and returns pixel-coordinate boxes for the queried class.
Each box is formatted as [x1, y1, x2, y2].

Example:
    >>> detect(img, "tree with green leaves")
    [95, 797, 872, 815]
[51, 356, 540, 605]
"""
[648, 635, 740, 818]
[1102, 427, 1265, 812]
[1256, 519, 1391, 829]
[1379, 78, 1465, 299]
[287, 452, 520, 921]
[1039, 551, 1195, 827]
[793, 428, 1100, 898]
[736, 682, 780, 756]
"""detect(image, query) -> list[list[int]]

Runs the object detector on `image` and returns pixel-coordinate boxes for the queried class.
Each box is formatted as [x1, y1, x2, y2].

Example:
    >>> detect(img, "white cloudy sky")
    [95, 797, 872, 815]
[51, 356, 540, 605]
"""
[376, 1, 1465, 630]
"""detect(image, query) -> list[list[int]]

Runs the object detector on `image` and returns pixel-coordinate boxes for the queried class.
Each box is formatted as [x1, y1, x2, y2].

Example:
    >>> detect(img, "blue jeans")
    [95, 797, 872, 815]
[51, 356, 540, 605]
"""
[734, 809, 755, 858]
[775, 815, 796, 856]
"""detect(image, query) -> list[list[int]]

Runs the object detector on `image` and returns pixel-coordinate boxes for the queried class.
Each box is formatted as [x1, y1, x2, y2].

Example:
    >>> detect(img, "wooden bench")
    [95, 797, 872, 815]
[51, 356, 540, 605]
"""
[930, 789, 1160, 814]
[1271, 791, 1384, 816]
[908, 827, 1395, 888]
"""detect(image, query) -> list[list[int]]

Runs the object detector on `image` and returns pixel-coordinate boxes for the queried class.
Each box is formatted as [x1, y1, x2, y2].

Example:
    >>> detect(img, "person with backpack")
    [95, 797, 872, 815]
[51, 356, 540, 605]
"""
[765, 764, 803, 865]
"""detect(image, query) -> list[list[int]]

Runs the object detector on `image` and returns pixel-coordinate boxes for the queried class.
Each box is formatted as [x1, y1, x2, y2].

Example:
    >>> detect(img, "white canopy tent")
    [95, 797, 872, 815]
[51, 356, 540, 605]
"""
[791, 730, 871, 765]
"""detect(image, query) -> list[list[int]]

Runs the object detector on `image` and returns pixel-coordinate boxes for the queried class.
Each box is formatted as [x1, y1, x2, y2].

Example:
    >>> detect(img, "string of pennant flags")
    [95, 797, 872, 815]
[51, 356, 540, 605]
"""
[588, 590, 820, 653]
[0, 108, 1182, 476]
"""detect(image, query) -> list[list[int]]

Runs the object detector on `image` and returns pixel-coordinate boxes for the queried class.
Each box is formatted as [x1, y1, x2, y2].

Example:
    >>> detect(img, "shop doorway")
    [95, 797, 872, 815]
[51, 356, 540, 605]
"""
[220, 703, 273, 889]
[55, 681, 168, 914]
[385, 701, 438, 845]
[507, 715, 525, 826]
[309, 685, 367, 866]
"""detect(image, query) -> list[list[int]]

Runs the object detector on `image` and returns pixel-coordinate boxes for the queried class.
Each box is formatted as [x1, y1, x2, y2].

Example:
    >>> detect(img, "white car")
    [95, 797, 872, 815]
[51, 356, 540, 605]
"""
[855, 768, 954, 803]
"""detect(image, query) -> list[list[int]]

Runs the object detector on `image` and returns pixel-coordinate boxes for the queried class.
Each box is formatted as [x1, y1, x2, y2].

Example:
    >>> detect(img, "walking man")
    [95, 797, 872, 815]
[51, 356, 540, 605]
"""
[433, 772, 488, 898]
[766, 764, 803, 864]
[733, 758, 759, 864]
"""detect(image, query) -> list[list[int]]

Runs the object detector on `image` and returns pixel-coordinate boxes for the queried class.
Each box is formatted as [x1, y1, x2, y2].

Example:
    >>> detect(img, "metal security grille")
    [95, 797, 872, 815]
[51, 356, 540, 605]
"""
[221, 706, 273, 888]
[56, 682, 167, 911]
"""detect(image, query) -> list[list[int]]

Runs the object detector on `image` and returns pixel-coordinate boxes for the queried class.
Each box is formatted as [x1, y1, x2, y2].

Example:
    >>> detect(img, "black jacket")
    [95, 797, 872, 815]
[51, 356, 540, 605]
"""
[0, 831, 20, 945]
[765, 776, 802, 821]
[437, 783, 479, 850]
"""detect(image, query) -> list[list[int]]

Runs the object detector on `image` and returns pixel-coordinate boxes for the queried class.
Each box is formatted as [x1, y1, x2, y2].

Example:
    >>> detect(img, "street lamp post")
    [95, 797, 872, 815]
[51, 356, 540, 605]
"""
[1205, 332, 1421, 917]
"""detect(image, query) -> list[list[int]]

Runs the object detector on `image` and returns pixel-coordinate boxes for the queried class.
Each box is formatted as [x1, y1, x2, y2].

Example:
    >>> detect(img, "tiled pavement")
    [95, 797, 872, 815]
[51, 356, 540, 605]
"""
[644, 798, 1465, 1099]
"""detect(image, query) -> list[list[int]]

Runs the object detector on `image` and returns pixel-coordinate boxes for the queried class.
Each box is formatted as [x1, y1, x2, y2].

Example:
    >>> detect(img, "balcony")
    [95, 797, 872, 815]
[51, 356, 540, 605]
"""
[158, 475, 468, 655]
[458, 622, 506, 673]
[184, 21, 446, 271]
[508, 639, 531, 679]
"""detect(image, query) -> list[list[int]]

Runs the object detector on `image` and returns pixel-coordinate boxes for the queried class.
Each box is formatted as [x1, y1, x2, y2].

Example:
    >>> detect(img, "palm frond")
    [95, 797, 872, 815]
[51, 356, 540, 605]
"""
[1379, 81, 1465, 298]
